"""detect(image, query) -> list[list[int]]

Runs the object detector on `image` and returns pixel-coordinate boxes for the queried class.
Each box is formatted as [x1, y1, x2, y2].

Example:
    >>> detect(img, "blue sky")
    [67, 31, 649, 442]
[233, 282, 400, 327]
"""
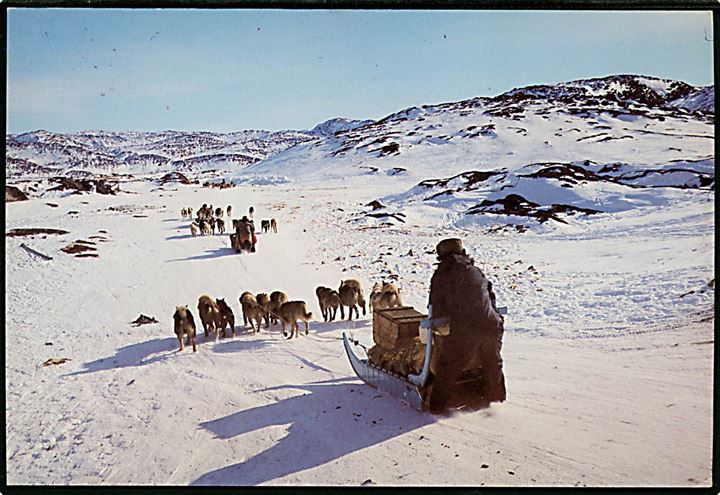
[6, 9, 714, 134]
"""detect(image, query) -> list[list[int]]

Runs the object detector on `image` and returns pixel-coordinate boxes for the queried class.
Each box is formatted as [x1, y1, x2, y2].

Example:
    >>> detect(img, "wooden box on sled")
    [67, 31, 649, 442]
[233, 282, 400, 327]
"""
[372, 306, 426, 350]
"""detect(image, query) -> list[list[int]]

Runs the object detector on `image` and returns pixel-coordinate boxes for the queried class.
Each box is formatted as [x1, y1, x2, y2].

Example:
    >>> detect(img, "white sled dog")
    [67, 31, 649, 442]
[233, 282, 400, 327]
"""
[370, 282, 403, 312]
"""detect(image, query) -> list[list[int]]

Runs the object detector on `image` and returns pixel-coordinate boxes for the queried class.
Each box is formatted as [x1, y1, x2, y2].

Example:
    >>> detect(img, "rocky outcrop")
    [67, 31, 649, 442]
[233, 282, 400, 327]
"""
[6, 186, 29, 202]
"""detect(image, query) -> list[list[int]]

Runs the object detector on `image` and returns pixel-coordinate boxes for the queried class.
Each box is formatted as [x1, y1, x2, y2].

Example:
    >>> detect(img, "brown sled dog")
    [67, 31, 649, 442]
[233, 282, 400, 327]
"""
[316, 286, 342, 322]
[173, 306, 197, 352]
[338, 279, 367, 321]
[239, 291, 257, 328]
[216, 298, 235, 338]
[256, 293, 272, 327]
[242, 301, 266, 333]
[197, 295, 221, 337]
[269, 290, 289, 325]
[278, 301, 313, 339]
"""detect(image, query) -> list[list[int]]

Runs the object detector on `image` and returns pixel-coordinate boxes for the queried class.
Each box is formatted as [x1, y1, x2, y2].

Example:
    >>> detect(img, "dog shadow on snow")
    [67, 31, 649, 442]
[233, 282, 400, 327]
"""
[165, 233, 195, 240]
[166, 246, 236, 262]
[63, 337, 180, 376]
[64, 331, 271, 377]
[192, 378, 436, 486]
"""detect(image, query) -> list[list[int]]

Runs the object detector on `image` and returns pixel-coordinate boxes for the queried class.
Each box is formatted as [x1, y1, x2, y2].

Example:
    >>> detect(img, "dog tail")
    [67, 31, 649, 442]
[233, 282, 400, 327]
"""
[305, 311, 313, 320]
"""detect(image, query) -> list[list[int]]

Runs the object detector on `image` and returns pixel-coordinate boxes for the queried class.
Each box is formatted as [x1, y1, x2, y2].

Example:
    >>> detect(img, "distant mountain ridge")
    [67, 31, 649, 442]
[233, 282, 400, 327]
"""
[5, 75, 713, 180]
[5, 128, 318, 178]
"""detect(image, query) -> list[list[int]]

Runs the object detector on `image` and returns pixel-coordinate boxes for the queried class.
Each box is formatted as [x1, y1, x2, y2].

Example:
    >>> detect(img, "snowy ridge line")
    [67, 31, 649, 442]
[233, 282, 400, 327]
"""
[7, 74, 713, 182]
[240, 75, 713, 209]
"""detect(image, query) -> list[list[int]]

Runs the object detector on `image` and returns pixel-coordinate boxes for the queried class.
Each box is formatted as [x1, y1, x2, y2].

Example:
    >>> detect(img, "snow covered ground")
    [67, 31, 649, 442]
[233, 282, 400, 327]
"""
[5, 75, 715, 486]
[5, 172, 713, 486]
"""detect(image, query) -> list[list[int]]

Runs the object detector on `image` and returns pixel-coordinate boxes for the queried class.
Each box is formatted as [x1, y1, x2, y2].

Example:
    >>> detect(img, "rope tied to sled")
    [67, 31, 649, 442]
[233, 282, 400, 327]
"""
[348, 319, 370, 355]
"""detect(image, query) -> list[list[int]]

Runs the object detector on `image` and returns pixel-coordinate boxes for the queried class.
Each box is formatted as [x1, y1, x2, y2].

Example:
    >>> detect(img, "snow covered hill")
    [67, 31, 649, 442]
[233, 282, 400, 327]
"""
[246, 76, 714, 180]
[5, 128, 318, 178]
[240, 75, 713, 229]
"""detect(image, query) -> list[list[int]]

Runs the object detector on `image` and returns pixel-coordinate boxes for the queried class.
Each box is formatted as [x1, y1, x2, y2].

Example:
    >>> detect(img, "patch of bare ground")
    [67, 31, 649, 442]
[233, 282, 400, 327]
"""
[6, 186, 29, 202]
[6, 228, 69, 237]
[61, 242, 97, 255]
[467, 194, 601, 224]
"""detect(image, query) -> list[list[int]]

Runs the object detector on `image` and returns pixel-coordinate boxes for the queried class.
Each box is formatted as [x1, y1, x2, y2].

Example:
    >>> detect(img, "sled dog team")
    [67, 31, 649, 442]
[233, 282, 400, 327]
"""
[183, 204, 278, 238]
[187, 204, 234, 237]
[173, 279, 403, 352]
[173, 290, 311, 352]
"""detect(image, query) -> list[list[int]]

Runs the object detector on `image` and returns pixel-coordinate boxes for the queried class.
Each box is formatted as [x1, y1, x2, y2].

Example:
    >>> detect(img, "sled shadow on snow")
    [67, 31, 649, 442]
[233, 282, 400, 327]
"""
[63, 336, 180, 376]
[166, 246, 236, 261]
[192, 378, 436, 486]
[214, 333, 336, 373]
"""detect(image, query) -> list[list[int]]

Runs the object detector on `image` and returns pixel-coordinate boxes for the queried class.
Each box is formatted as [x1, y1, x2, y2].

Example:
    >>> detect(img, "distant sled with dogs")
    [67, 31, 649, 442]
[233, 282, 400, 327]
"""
[230, 215, 257, 253]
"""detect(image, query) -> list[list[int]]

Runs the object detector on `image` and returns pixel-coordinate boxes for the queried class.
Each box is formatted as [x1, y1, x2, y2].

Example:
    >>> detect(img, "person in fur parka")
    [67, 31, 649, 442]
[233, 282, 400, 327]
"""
[427, 238, 506, 412]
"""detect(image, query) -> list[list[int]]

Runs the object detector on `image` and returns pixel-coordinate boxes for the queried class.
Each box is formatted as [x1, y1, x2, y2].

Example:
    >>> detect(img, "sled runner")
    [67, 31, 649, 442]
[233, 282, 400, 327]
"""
[342, 327, 433, 412]
[343, 305, 489, 413]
